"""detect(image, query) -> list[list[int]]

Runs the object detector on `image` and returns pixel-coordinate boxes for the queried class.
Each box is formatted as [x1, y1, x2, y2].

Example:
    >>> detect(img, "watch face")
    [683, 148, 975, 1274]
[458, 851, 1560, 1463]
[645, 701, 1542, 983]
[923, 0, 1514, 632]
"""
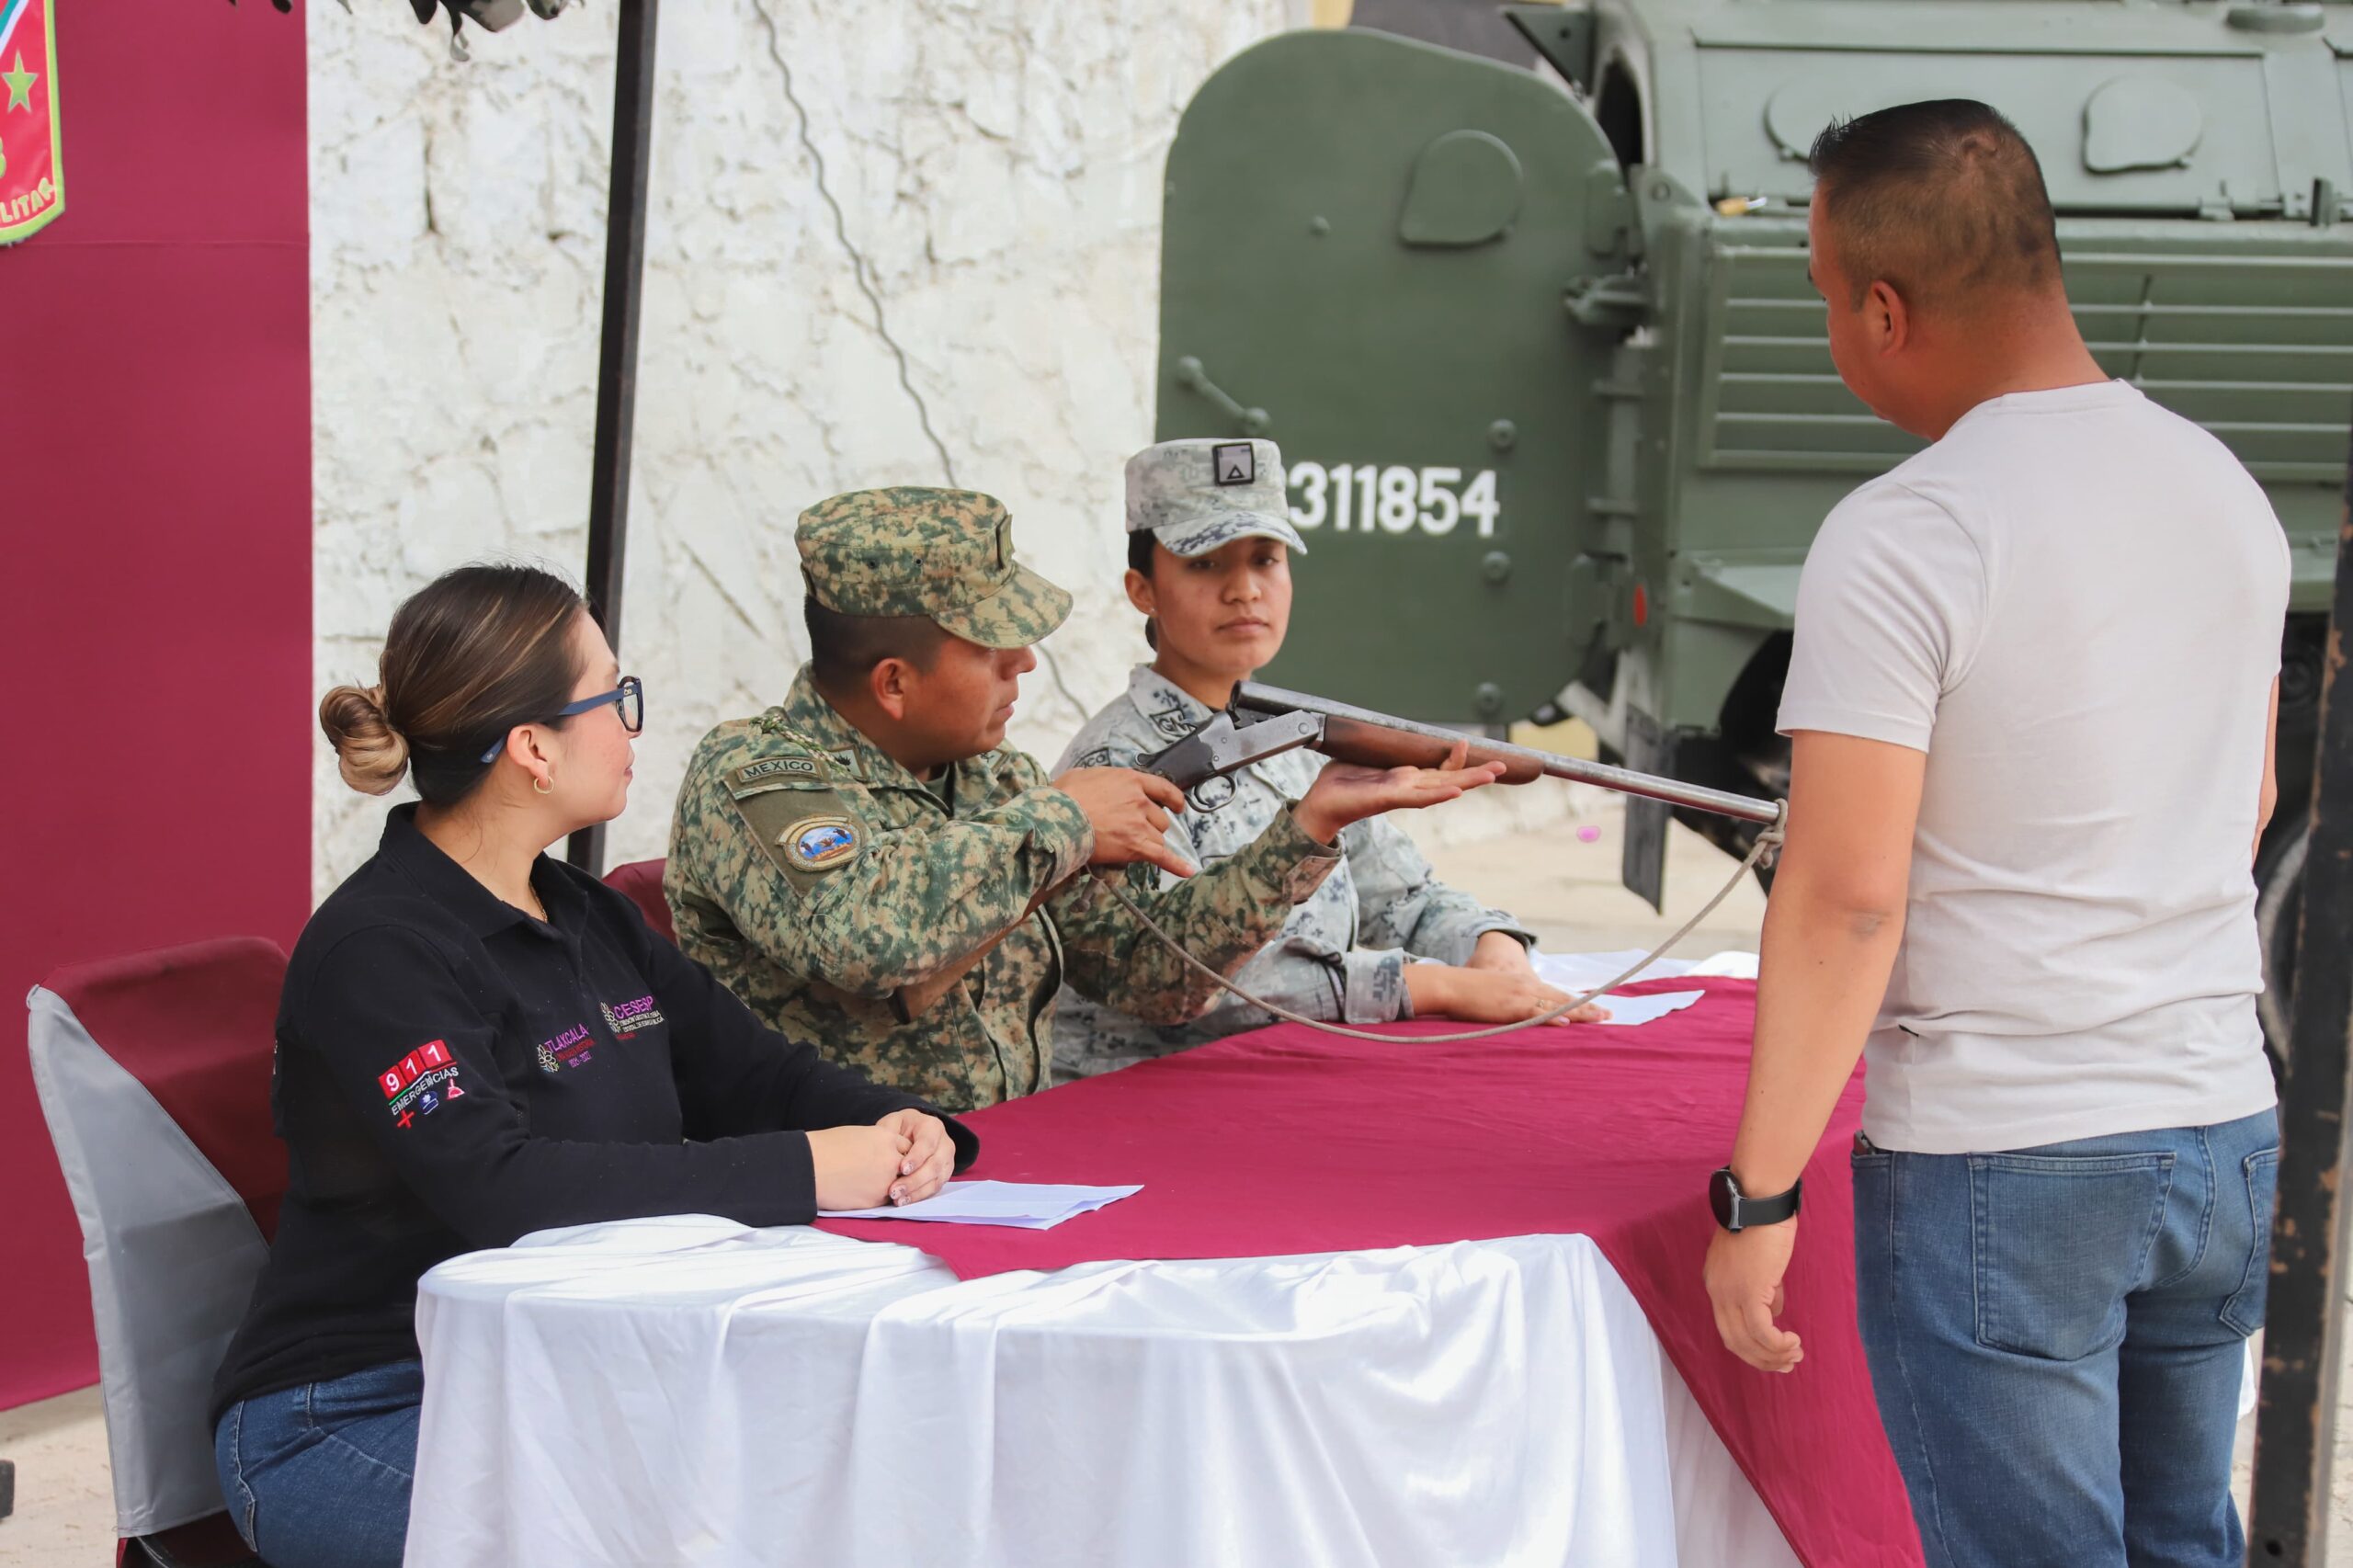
[1709, 1167, 1737, 1230]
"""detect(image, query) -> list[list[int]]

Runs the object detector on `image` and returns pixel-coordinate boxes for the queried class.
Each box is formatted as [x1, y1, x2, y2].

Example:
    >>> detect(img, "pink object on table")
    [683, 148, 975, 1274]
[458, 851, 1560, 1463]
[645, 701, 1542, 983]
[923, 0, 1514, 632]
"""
[820, 978, 1921, 1568]
[1577, 824, 1604, 842]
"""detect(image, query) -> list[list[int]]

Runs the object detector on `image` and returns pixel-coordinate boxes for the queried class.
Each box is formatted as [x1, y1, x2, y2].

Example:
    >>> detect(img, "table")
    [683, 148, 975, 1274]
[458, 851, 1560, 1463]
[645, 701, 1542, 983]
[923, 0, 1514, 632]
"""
[407, 1218, 1794, 1567]
[408, 978, 1923, 1567]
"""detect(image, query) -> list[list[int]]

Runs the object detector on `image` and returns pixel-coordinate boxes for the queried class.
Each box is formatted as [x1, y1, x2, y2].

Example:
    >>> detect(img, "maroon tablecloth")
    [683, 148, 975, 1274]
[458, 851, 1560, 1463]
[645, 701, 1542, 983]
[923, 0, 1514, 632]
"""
[820, 978, 1923, 1568]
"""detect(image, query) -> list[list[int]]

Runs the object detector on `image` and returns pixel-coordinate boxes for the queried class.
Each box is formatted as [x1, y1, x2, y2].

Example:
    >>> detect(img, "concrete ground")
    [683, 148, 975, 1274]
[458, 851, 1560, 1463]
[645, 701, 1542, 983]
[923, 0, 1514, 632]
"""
[5, 804, 2347, 1562]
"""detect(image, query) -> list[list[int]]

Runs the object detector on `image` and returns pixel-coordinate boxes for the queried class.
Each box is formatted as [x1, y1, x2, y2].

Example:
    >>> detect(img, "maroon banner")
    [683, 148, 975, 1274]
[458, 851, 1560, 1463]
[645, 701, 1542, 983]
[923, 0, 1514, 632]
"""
[0, 0, 63, 243]
[2, 1, 309, 1409]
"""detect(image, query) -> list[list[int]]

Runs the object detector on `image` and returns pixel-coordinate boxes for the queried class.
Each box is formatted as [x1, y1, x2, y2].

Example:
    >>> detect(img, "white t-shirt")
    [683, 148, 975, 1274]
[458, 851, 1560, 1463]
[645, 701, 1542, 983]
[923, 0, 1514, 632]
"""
[1778, 380, 2287, 1153]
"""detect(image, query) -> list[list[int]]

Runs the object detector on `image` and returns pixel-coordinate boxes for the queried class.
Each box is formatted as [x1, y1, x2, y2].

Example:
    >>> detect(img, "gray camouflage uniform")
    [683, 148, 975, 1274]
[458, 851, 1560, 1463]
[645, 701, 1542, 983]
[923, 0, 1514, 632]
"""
[1049, 437, 1533, 1080]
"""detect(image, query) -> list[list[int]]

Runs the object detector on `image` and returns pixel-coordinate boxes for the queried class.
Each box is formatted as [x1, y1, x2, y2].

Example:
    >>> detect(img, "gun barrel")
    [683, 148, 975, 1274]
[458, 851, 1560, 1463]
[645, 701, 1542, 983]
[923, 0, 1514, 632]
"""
[1233, 681, 1784, 829]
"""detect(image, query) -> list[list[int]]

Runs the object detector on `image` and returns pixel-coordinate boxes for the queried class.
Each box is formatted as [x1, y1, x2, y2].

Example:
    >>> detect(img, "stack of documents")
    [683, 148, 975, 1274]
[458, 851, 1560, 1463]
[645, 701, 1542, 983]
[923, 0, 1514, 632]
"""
[1533, 949, 1757, 994]
[824, 1179, 1142, 1230]
[1585, 989, 1706, 1028]
[1529, 948, 1752, 1028]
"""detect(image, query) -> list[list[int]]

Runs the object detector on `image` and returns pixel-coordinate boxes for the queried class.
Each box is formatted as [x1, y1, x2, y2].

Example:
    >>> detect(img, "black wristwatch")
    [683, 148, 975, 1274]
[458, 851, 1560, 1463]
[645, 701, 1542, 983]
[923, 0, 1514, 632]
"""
[1710, 1166, 1802, 1233]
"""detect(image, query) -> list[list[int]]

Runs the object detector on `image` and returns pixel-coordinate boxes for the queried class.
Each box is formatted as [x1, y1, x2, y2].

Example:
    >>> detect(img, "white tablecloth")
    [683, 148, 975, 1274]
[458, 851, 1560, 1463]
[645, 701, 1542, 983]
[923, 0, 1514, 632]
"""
[406, 1216, 1799, 1568]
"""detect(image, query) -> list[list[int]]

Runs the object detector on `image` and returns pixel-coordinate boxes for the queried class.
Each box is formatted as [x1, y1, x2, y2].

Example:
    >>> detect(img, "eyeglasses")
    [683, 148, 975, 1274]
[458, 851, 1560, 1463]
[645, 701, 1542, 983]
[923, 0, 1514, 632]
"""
[479, 676, 645, 765]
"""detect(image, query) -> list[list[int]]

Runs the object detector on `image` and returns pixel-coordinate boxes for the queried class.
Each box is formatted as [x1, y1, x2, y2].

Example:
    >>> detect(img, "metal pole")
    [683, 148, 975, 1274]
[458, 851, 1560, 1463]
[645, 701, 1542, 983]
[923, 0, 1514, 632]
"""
[2246, 428, 2353, 1563]
[566, 0, 659, 875]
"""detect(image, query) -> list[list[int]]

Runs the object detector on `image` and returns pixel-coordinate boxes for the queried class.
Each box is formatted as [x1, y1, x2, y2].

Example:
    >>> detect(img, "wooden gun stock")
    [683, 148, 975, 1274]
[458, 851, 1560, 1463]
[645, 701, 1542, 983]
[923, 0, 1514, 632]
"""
[1312, 715, 1546, 785]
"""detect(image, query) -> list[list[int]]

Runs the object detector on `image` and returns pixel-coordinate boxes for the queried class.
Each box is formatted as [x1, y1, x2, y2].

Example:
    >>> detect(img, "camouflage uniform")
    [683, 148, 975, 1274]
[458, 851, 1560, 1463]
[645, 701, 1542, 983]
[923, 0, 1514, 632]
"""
[1051, 665, 1533, 1079]
[1049, 438, 1531, 1080]
[665, 487, 1342, 1111]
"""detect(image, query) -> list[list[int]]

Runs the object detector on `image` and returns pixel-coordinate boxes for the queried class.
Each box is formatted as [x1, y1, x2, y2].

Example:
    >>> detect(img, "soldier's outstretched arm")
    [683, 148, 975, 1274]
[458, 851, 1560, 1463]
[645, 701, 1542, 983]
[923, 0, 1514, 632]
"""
[1051, 803, 1342, 1023]
[675, 748, 1094, 1001]
[1051, 742, 1509, 1021]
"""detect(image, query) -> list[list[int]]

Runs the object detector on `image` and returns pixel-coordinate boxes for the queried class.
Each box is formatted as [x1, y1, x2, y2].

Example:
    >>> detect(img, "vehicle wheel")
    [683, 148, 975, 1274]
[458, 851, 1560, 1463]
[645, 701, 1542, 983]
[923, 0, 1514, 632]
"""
[2257, 825, 2306, 1078]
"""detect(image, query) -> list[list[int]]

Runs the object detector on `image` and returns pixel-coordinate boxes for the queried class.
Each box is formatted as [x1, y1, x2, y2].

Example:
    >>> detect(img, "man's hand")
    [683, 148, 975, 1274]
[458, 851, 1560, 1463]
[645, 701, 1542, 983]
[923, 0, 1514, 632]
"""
[1052, 768, 1199, 880]
[1705, 1221, 1803, 1372]
[1294, 741, 1506, 845]
[1402, 964, 1608, 1026]
[875, 1108, 955, 1207]
[1464, 930, 1535, 976]
[808, 1123, 913, 1211]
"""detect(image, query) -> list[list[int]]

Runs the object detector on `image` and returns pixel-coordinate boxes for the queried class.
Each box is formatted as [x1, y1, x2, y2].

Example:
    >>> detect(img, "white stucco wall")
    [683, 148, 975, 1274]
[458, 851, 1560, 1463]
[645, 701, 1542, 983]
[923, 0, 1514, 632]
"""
[309, 0, 1589, 903]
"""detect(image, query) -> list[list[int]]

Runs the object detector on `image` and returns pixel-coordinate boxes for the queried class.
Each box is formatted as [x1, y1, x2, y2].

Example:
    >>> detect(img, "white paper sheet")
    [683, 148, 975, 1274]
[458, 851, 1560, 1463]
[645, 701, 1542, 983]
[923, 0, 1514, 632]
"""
[1533, 949, 1758, 994]
[822, 1178, 1142, 1229]
[1588, 989, 1707, 1028]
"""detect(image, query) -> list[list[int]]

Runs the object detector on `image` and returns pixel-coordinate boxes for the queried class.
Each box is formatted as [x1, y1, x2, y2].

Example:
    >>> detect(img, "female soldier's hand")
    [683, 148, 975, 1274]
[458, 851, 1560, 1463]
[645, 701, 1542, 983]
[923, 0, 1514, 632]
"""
[1403, 964, 1610, 1028]
[808, 1123, 914, 1210]
[875, 1108, 956, 1207]
[1464, 929, 1538, 975]
[1291, 741, 1506, 845]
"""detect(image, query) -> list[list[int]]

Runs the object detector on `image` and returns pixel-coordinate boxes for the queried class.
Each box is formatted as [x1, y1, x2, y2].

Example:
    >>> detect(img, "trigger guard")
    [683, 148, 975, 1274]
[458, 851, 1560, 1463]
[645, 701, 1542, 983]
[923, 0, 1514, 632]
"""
[1187, 775, 1238, 813]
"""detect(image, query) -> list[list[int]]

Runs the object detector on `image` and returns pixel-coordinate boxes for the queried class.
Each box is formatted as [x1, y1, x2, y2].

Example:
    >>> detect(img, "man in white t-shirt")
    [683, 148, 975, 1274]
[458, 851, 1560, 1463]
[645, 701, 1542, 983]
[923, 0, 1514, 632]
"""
[1699, 100, 2286, 1568]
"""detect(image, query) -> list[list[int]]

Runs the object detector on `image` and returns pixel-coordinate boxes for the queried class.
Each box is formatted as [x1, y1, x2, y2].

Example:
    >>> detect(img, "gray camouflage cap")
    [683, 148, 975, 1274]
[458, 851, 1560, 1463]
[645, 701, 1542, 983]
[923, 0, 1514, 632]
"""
[796, 487, 1073, 650]
[1125, 438, 1308, 559]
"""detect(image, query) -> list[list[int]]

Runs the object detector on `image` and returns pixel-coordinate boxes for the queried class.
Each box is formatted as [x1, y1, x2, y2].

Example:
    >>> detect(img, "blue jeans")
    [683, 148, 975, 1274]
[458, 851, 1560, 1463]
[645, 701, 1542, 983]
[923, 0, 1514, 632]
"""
[1853, 1108, 2277, 1568]
[213, 1360, 421, 1568]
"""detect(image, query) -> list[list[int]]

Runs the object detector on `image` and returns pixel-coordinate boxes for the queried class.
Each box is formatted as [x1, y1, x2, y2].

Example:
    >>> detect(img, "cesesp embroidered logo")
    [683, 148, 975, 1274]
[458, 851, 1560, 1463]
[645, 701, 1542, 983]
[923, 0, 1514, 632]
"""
[600, 994, 667, 1040]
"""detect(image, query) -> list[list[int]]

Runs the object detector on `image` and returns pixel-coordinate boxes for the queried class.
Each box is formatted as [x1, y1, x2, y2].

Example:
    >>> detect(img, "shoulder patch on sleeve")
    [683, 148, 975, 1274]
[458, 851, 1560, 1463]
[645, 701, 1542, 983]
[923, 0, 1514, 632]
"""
[728, 755, 823, 795]
[779, 814, 861, 873]
[729, 783, 867, 895]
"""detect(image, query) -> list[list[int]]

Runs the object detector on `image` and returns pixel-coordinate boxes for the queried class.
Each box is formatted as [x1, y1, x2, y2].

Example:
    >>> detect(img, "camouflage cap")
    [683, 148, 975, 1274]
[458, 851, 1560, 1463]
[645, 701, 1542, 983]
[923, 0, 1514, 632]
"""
[796, 487, 1073, 650]
[1125, 438, 1308, 559]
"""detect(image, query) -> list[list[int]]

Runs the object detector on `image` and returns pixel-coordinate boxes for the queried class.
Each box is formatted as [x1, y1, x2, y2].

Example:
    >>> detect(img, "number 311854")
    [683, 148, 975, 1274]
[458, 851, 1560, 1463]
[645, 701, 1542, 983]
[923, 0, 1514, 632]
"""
[1287, 461, 1501, 538]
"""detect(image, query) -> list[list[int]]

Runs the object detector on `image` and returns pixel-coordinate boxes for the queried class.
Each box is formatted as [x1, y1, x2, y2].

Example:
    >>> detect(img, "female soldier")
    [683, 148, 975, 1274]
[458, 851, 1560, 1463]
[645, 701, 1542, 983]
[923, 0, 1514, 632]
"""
[210, 564, 972, 1568]
[1052, 439, 1603, 1079]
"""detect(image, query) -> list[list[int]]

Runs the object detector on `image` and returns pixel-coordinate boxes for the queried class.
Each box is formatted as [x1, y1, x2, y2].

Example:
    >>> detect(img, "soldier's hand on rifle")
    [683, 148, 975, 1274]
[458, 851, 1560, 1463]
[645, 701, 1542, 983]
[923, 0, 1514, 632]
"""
[1403, 965, 1610, 1028]
[1053, 767, 1201, 880]
[1291, 740, 1506, 845]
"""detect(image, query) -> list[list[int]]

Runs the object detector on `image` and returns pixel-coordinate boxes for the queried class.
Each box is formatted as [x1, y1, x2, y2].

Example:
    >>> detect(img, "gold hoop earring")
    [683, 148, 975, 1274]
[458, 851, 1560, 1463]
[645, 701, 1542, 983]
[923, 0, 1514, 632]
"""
[533, 775, 553, 795]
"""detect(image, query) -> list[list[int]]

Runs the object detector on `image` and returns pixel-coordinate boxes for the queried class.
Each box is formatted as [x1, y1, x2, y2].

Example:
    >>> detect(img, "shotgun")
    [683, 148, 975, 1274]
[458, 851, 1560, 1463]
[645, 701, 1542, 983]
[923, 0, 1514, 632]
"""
[1135, 681, 1784, 828]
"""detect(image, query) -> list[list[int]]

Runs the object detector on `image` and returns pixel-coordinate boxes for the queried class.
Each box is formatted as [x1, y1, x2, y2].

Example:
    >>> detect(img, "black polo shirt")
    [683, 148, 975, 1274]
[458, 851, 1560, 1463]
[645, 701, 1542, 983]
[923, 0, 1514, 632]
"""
[212, 805, 975, 1419]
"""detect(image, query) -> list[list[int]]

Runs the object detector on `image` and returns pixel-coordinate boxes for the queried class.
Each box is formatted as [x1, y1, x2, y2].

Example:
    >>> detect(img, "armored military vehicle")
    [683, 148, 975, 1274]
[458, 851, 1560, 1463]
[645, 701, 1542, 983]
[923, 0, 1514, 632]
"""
[1152, 0, 2351, 1050]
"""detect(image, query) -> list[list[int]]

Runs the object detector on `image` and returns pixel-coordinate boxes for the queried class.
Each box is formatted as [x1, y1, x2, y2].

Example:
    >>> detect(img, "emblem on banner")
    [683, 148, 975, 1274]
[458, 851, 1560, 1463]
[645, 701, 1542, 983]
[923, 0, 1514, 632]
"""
[0, 0, 64, 246]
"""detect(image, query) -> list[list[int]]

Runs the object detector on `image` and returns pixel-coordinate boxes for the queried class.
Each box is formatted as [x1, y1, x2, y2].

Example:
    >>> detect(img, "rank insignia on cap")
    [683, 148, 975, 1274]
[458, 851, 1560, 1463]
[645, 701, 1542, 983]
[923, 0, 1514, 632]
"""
[782, 815, 861, 872]
[1212, 442, 1255, 486]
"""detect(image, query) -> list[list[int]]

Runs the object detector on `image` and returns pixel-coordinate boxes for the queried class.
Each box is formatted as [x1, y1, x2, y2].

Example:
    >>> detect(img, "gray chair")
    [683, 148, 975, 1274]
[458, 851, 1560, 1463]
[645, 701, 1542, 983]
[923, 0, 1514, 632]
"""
[28, 937, 288, 1567]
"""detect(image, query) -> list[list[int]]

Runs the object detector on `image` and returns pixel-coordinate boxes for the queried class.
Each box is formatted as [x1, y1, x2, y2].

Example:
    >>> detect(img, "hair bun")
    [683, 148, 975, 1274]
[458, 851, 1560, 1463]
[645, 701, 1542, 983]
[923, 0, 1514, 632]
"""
[320, 682, 412, 796]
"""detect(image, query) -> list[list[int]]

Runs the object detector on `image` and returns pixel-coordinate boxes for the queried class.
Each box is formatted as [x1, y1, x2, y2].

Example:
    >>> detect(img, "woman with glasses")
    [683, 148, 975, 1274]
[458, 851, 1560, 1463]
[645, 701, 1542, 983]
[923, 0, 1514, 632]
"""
[208, 563, 975, 1568]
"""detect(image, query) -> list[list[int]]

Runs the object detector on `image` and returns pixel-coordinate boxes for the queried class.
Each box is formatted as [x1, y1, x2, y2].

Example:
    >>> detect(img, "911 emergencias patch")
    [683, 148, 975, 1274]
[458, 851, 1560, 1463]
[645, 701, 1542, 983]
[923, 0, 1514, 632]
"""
[380, 1040, 460, 1129]
[781, 815, 860, 872]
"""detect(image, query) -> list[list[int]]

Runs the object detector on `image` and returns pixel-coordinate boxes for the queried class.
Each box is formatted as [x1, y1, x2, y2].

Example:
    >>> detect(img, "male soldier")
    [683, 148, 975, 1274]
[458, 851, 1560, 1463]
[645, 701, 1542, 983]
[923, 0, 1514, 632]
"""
[666, 486, 1502, 1110]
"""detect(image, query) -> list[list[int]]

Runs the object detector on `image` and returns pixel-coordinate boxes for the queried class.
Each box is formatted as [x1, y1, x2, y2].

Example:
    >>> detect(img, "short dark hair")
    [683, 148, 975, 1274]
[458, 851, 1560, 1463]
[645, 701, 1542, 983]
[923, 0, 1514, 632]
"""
[1808, 99, 2060, 312]
[803, 596, 949, 693]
